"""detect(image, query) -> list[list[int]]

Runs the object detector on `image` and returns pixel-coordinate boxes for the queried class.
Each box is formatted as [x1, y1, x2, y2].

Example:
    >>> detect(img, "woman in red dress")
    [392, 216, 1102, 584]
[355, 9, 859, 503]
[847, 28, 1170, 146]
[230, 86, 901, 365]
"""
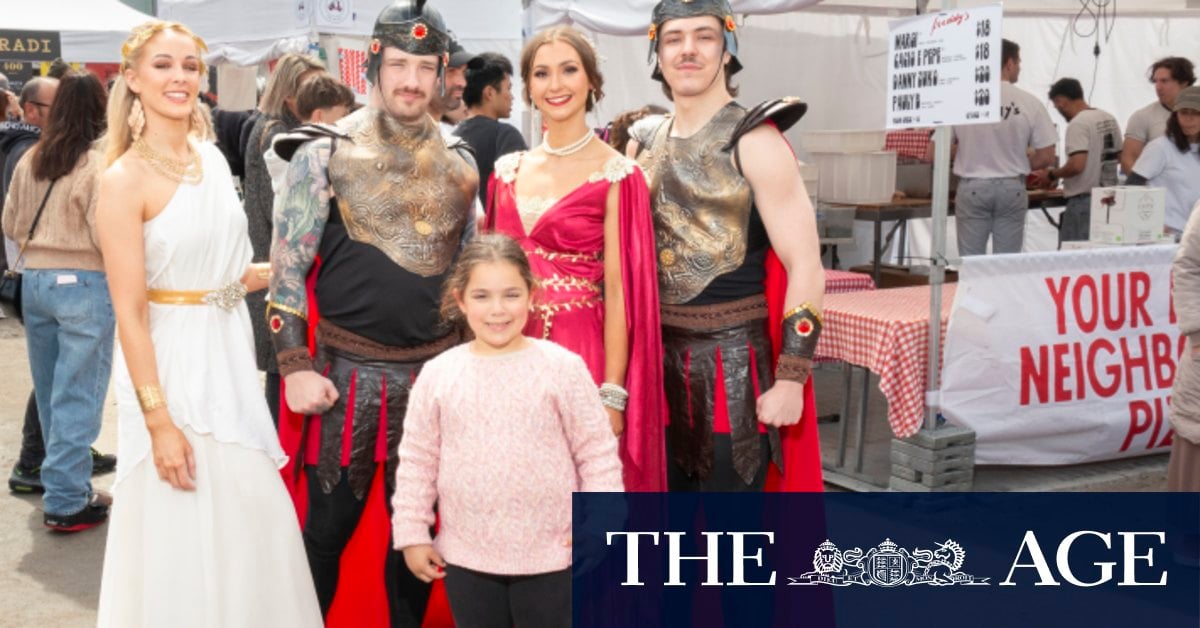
[484, 26, 665, 492]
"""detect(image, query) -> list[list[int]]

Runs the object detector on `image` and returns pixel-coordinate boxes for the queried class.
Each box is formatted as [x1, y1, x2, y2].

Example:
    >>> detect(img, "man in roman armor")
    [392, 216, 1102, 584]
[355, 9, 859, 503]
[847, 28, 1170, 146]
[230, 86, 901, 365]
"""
[267, 1, 478, 624]
[637, 0, 825, 492]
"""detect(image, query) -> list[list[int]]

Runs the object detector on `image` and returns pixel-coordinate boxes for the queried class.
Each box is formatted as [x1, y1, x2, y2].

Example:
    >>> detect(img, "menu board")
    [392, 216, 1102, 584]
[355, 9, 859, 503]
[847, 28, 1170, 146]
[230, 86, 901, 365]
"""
[886, 4, 1001, 129]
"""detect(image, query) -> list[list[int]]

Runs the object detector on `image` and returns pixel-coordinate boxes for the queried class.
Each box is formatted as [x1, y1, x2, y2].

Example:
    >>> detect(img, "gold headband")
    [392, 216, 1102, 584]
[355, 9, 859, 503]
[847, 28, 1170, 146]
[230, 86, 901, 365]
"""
[120, 21, 209, 74]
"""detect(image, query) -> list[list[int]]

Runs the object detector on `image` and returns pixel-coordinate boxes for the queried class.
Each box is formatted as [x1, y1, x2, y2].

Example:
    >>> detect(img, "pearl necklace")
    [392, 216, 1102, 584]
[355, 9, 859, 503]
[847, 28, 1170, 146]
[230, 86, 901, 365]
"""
[541, 128, 594, 157]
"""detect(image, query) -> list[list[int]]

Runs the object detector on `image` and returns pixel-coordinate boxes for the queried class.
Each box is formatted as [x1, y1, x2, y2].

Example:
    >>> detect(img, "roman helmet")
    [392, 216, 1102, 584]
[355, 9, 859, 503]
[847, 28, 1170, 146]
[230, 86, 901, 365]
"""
[647, 0, 743, 82]
[366, 0, 452, 86]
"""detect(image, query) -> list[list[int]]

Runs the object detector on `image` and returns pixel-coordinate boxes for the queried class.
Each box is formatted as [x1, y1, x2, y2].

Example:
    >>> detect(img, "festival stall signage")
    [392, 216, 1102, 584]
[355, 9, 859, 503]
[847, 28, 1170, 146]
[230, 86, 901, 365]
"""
[886, 4, 1001, 129]
[1, 61, 33, 93]
[0, 30, 60, 62]
[940, 245, 1180, 465]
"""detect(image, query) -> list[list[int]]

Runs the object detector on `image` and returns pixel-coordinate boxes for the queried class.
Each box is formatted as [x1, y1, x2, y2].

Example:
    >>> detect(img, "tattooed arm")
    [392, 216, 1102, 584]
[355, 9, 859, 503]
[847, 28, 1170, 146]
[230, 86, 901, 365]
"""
[269, 137, 339, 414]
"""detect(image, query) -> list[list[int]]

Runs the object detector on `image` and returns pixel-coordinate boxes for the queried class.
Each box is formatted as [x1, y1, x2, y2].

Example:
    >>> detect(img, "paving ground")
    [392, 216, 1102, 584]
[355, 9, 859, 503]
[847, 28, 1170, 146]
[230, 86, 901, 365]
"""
[0, 318, 1167, 626]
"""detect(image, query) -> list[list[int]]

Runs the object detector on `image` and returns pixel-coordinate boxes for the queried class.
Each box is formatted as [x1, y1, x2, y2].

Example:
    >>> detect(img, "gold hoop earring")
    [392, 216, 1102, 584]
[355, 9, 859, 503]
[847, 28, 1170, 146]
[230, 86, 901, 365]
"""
[127, 98, 145, 142]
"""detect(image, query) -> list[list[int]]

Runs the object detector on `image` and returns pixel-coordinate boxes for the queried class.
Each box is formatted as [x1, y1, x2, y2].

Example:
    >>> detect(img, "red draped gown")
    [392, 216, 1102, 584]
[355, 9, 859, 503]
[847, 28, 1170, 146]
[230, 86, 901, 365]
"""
[485, 151, 667, 492]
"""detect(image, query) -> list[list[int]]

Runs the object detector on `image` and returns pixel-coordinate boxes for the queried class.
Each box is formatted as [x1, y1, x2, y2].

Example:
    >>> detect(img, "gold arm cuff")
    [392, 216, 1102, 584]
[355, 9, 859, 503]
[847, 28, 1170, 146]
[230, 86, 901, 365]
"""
[782, 302, 824, 326]
[136, 385, 166, 413]
[267, 301, 307, 321]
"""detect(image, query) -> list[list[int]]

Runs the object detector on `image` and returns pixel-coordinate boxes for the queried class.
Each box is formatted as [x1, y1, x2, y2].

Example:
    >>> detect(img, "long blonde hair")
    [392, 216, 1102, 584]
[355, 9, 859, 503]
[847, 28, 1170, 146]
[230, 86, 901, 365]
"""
[259, 53, 325, 119]
[103, 21, 211, 167]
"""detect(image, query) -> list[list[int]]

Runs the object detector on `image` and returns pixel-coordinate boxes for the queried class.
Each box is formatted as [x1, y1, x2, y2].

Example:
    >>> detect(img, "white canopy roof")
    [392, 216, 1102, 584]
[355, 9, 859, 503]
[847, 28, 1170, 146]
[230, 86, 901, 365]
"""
[526, 0, 1200, 35]
[9, 0, 156, 63]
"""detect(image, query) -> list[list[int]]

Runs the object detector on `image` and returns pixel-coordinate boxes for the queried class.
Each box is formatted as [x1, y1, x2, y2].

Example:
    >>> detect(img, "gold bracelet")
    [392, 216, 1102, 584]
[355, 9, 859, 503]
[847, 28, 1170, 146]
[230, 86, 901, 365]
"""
[782, 302, 824, 326]
[136, 385, 166, 413]
[267, 301, 307, 321]
[256, 267, 271, 280]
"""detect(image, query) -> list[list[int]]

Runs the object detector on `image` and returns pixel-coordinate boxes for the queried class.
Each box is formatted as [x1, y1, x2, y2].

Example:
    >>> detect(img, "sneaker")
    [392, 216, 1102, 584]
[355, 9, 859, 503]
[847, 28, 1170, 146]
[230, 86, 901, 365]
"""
[90, 448, 117, 475]
[44, 493, 110, 533]
[9, 463, 43, 494]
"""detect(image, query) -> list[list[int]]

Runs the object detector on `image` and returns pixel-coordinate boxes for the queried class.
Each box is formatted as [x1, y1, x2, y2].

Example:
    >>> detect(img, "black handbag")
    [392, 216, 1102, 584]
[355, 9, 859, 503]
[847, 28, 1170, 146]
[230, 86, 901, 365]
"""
[0, 180, 59, 323]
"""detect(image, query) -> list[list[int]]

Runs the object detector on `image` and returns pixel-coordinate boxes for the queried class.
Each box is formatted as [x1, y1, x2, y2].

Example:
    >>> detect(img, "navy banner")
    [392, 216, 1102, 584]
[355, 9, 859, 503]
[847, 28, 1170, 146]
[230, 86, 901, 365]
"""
[572, 493, 1200, 627]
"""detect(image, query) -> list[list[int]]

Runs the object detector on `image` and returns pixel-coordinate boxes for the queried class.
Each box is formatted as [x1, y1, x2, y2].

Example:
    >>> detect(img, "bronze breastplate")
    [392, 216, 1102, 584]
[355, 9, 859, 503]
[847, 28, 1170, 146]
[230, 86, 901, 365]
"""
[638, 103, 753, 304]
[327, 110, 475, 277]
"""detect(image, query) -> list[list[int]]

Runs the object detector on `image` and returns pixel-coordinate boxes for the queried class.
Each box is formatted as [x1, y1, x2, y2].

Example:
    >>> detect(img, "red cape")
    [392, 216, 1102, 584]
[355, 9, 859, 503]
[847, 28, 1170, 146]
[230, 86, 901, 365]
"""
[763, 249, 825, 492]
[277, 259, 453, 627]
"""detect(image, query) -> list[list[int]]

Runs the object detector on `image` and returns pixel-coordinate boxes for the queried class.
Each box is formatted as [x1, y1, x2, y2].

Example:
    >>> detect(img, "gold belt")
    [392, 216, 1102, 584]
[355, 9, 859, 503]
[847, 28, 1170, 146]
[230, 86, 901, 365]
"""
[146, 281, 247, 311]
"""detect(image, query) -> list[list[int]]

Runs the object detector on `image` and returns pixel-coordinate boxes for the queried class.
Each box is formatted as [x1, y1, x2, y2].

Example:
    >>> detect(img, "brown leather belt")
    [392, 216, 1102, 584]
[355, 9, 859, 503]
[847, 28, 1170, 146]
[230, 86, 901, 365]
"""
[660, 294, 768, 331]
[316, 318, 459, 362]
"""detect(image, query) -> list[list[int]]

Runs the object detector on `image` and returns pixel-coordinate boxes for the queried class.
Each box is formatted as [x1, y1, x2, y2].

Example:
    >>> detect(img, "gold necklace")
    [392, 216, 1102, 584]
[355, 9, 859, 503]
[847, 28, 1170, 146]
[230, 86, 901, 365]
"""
[133, 138, 203, 184]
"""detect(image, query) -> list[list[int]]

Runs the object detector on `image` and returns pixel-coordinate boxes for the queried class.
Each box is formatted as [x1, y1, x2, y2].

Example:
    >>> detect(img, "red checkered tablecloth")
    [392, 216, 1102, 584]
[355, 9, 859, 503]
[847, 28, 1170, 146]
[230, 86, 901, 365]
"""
[824, 269, 875, 295]
[817, 269, 876, 363]
[819, 284, 955, 439]
[884, 128, 933, 161]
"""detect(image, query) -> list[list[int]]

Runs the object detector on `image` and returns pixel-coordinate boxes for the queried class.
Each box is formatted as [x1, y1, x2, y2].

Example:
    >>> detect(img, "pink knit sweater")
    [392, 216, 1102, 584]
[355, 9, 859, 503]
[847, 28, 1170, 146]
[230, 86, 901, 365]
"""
[391, 339, 624, 575]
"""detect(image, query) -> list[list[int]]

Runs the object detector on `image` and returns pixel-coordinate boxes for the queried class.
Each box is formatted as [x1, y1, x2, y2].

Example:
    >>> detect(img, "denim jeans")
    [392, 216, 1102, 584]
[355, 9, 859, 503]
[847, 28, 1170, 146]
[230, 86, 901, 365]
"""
[22, 269, 114, 516]
[955, 177, 1028, 256]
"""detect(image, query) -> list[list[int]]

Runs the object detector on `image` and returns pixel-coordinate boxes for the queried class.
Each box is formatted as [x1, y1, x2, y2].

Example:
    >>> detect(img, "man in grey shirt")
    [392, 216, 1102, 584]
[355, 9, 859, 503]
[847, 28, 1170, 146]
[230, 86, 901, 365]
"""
[952, 40, 1056, 256]
[1042, 78, 1122, 242]
[1120, 56, 1194, 175]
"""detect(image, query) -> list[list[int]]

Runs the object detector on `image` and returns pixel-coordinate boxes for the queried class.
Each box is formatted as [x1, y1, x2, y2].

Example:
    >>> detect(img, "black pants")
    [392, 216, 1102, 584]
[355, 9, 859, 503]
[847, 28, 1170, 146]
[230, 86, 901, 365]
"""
[265, 371, 281, 429]
[664, 433, 774, 627]
[18, 391, 44, 469]
[442, 564, 571, 628]
[303, 467, 431, 627]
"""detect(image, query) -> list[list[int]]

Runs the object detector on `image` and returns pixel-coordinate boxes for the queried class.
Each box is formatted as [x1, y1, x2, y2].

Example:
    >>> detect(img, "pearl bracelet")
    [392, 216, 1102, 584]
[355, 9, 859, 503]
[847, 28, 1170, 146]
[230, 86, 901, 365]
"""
[598, 382, 629, 412]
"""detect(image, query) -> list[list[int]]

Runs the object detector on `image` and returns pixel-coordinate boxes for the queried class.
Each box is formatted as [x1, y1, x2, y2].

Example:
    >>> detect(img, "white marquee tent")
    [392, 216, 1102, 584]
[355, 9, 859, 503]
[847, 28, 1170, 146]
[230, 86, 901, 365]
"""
[145, 1, 1200, 138]
[140, 0, 1200, 265]
[7, 0, 156, 63]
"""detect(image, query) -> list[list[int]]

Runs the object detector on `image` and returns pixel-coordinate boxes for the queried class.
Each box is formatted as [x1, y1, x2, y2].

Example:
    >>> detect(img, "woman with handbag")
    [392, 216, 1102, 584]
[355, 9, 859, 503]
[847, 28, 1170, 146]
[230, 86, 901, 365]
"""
[1, 70, 114, 531]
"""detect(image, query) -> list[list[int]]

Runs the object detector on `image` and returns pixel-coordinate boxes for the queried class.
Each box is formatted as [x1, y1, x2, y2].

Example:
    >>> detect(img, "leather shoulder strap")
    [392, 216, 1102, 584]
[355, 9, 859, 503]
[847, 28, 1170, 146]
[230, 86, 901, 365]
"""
[273, 123, 351, 162]
[726, 98, 808, 175]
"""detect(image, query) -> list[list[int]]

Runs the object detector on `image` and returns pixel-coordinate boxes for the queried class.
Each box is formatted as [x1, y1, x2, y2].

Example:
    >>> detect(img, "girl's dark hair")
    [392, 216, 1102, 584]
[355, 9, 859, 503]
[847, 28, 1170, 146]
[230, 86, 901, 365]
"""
[440, 234, 538, 324]
[607, 104, 668, 151]
[1165, 112, 1200, 154]
[295, 74, 354, 120]
[31, 70, 107, 181]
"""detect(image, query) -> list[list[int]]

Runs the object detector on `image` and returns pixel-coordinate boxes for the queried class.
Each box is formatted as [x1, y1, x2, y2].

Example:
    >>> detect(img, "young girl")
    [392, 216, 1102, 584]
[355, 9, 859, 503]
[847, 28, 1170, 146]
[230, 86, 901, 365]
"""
[392, 234, 623, 627]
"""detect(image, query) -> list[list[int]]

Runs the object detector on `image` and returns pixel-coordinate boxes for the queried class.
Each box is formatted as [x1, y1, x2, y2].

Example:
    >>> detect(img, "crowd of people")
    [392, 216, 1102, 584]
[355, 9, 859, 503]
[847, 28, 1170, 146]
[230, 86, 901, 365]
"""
[0, 0, 1197, 626]
[1, 0, 825, 625]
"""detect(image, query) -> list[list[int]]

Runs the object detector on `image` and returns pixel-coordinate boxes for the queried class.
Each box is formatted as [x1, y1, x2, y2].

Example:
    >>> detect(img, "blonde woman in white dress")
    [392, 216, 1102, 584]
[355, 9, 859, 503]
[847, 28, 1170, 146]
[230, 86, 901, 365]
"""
[94, 21, 321, 627]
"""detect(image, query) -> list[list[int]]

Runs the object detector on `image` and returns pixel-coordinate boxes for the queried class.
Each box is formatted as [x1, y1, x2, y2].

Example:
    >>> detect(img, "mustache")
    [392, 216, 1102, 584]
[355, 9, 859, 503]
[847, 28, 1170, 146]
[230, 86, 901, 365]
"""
[392, 88, 427, 98]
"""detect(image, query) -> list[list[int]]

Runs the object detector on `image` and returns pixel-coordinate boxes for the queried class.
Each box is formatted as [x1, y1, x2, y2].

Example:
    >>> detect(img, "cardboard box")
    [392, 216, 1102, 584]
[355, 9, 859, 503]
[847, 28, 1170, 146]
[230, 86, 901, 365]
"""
[1089, 187, 1168, 245]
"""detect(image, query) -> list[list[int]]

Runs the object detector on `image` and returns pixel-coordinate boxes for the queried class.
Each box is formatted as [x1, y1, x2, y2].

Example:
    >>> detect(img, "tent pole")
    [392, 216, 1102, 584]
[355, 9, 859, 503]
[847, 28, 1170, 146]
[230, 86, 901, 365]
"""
[924, 0, 955, 432]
